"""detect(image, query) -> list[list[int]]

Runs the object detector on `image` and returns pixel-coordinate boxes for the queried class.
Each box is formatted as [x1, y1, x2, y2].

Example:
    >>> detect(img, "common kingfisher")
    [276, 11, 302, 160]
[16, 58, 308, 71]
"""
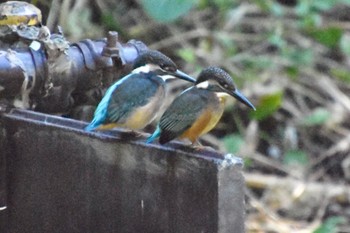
[147, 67, 255, 145]
[85, 50, 195, 131]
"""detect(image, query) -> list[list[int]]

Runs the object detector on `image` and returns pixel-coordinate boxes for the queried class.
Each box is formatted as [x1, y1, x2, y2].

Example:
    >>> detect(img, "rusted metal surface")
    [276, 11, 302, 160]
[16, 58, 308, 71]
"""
[0, 108, 245, 233]
[0, 31, 148, 115]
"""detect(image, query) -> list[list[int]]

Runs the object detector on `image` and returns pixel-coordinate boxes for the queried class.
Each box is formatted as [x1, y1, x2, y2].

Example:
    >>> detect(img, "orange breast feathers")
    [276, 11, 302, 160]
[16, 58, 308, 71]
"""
[180, 96, 227, 143]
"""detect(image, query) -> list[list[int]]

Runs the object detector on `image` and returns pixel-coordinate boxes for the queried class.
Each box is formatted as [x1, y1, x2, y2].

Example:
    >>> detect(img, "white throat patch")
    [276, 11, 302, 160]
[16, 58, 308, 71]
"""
[159, 74, 176, 81]
[132, 64, 158, 74]
[132, 64, 176, 81]
[196, 80, 230, 97]
[196, 80, 210, 89]
[216, 92, 230, 97]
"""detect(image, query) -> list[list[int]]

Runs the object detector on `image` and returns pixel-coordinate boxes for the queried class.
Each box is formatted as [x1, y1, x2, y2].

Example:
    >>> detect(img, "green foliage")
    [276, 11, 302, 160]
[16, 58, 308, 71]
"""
[140, 0, 197, 22]
[298, 13, 322, 28]
[283, 150, 308, 166]
[340, 34, 350, 57]
[251, 0, 270, 12]
[301, 108, 331, 126]
[214, 0, 237, 11]
[313, 217, 346, 233]
[331, 68, 350, 84]
[177, 48, 196, 63]
[101, 13, 122, 33]
[241, 56, 274, 71]
[281, 47, 314, 66]
[198, 0, 237, 11]
[252, 0, 285, 16]
[268, 32, 286, 49]
[295, 0, 350, 28]
[308, 27, 343, 48]
[270, 2, 285, 17]
[222, 133, 244, 154]
[243, 157, 253, 168]
[250, 91, 283, 121]
[296, 0, 333, 16]
[285, 66, 300, 80]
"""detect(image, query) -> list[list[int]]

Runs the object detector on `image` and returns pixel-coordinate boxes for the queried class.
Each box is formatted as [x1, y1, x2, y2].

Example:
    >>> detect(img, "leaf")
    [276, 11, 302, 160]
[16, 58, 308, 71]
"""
[242, 56, 274, 70]
[101, 13, 122, 32]
[282, 47, 314, 66]
[313, 217, 346, 233]
[340, 33, 350, 57]
[285, 66, 299, 80]
[296, 0, 338, 16]
[244, 158, 253, 168]
[222, 133, 244, 154]
[298, 13, 322, 28]
[177, 48, 196, 63]
[311, 0, 336, 11]
[140, 0, 197, 23]
[295, 0, 311, 16]
[268, 32, 285, 48]
[301, 108, 331, 126]
[197, 0, 237, 10]
[213, 0, 237, 11]
[308, 27, 343, 48]
[251, 0, 270, 12]
[283, 150, 308, 166]
[270, 2, 284, 16]
[331, 68, 350, 84]
[250, 91, 283, 121]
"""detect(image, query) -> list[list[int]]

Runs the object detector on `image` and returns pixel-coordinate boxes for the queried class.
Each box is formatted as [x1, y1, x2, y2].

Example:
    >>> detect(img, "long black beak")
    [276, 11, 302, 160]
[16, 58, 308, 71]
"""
[172, 69, 196, 83]
[231, 89, 256, 110]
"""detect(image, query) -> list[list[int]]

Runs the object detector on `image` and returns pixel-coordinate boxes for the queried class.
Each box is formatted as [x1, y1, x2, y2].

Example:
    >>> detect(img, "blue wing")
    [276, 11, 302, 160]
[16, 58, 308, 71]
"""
[85, 73, 163, 131]
[85, 74, 131, 131]
[106, 73, 161, 123]
[147, 87, 207, 144]
[158, 88, 208, 144]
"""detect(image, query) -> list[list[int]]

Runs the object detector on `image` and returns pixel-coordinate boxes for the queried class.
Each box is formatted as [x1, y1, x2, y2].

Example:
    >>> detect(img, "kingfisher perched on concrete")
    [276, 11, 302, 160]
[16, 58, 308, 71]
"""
[147, 67, 255, 145]
[85, 50, 195, 132]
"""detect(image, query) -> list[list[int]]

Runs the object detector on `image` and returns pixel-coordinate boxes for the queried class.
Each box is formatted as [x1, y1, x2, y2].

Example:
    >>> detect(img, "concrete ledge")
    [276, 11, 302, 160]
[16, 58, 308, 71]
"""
[0, 109, 245, 233]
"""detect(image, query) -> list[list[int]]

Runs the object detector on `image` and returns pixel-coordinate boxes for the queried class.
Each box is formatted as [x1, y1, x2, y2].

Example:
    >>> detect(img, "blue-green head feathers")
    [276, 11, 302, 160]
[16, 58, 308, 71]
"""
[196, 67, 255, 110]
[196, 67, 236, 92]
[133, 50, 177, 72]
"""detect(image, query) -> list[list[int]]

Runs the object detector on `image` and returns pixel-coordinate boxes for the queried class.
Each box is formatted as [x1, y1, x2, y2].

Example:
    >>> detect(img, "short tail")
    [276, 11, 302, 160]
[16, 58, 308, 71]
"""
[84, 118, 102, 131]
[146, 126, 161, 143]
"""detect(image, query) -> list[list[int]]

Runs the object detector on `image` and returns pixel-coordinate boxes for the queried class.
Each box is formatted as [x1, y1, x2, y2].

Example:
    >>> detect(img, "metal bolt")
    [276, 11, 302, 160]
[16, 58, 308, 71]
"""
[106, 31, 118, 47]
[102, 31, 120, 57]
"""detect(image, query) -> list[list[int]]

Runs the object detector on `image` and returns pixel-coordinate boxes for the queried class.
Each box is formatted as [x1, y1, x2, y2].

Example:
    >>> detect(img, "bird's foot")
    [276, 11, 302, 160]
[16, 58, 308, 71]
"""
[191, 140, 216, 151]
[129, 130, 143, 138]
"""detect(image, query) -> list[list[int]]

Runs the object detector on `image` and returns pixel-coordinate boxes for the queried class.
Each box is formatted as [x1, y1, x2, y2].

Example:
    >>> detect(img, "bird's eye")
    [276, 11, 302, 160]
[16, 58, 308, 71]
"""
[161, 64, 175, 72]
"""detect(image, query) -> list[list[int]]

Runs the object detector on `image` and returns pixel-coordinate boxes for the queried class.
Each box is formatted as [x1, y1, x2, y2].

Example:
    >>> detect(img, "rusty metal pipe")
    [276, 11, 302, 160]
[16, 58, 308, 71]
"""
[0, 31, 148, 114]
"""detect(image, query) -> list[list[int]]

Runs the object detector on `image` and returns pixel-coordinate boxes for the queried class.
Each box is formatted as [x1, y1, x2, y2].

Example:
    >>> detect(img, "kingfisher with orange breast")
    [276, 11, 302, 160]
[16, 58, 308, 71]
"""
[147, 67, 255, 145]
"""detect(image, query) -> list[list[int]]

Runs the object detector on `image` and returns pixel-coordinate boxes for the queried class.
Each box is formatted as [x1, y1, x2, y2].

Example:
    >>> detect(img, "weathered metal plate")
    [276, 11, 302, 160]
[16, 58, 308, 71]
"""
[0, 108, 244, 233]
